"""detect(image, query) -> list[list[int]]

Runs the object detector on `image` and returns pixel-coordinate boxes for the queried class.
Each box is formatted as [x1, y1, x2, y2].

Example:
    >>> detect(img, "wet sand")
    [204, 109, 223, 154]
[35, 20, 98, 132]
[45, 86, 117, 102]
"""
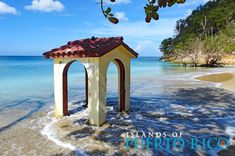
[0, 111, 72, 156]
[196, 73, 235, 92]
[196, 73, 235, 156]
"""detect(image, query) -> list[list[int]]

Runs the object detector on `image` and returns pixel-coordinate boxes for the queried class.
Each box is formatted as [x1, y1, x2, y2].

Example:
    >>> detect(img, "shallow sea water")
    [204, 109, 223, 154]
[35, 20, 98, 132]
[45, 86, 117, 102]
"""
[0, 56, 235, 156]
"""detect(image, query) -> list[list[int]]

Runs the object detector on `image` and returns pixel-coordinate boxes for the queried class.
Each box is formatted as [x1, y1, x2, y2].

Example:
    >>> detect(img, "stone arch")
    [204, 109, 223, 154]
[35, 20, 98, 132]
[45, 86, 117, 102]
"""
[62, 60, 88, 115]
[104, 56, 128, 112]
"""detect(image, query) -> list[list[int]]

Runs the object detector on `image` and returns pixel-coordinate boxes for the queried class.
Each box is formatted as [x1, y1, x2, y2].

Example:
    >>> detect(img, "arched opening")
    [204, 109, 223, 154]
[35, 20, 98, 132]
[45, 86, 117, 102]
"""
[106, 59, 126, 112]
[62, 60, 88, 115]
[106, 62, 119, 110]
[114, 59, 126, 112]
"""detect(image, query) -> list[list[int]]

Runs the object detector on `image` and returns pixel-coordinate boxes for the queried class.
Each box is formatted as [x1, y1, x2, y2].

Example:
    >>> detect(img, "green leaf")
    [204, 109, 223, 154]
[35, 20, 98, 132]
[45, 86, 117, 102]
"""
[105, 7, 111, 15]
[152, 12, 159, 20]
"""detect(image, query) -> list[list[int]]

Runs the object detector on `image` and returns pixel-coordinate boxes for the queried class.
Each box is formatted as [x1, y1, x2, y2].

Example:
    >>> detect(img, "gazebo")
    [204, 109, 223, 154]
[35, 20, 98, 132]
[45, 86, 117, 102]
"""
[43, 37, 138, 126]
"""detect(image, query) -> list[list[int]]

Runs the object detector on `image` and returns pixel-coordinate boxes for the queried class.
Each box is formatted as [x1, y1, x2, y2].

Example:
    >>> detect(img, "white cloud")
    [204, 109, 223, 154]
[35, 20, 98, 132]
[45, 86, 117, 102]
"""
[101, 0, 131, 5]
[178, 0, 214, 7]
[0, 1, 17, 15]
[91, 18, 178, 40]
[186, 9, 192, 16]
[90, 18, 179, 56]
[25, 0, 64, 12]
[203, 0, 214, 3]
[115, 12, 128, 21]
[135, 40, 160, 56]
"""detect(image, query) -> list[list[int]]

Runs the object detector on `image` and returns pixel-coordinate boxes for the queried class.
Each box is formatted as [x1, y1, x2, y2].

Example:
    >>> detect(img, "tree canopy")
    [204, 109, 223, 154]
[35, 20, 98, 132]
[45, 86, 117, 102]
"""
[160, 0, 235, 66]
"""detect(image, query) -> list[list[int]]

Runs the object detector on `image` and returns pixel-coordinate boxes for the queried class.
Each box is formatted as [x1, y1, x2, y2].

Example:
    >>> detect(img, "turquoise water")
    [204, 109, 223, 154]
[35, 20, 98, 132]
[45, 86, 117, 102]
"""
[0, 56, 185, 106]
[1, 56, 235, 155]
[0, 56, 235, 121]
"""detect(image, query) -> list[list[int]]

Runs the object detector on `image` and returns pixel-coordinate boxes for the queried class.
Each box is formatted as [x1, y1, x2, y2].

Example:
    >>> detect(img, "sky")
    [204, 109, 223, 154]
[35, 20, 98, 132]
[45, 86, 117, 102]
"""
[0, 0, 210, 56]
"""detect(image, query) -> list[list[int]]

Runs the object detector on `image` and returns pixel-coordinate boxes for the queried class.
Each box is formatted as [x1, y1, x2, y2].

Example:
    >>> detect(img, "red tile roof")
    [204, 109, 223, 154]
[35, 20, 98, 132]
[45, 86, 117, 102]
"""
[43, 37, 138, 59]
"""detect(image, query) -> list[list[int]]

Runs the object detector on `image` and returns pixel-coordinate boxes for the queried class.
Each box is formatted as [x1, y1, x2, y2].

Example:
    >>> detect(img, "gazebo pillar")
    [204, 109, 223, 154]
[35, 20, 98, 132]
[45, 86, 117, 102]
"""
[84, 61, 106, 126]
[124, 59, 131, 112]
[85, 69, 88, 105]
[53, 59, 68, 117]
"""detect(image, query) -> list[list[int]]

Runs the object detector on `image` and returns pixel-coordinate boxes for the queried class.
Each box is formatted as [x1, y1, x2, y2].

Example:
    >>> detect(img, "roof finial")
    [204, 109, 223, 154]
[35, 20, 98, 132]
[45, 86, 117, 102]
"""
[91, 36, 96, 41]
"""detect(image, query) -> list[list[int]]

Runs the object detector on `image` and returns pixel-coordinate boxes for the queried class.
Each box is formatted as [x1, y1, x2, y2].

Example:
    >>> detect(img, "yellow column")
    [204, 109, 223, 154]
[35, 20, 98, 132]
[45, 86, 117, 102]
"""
[84, 60, 107, 126]
[54, 59, 67, 117]
[124, 59, 131, 112]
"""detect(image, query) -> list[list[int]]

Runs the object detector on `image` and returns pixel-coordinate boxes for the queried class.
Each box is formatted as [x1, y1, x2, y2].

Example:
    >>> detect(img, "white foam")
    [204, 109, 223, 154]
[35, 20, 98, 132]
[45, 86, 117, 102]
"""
[159, 117, 168, 122]
[41, 111, 87, 156]
[225, 126, 235, 136]
[170, 104, 187, 109]
[192, 118, 199, 121]
[107, 106, 114, 111]
[135, 114, 143, 120]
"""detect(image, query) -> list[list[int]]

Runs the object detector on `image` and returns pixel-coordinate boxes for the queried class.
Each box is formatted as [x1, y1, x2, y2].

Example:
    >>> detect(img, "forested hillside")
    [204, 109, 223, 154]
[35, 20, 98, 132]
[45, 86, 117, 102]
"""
[160, 0, 235, 66]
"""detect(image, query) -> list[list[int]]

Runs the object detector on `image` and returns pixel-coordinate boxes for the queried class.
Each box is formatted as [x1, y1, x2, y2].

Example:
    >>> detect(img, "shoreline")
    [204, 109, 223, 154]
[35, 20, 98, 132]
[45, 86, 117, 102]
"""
[161, 55, 235, 66]
[195, 72, 235, 92]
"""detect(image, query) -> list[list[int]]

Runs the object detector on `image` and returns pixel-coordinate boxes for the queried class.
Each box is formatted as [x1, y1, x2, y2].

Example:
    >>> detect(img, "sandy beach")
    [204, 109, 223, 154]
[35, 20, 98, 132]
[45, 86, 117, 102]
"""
[196, 73, 235, 92]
